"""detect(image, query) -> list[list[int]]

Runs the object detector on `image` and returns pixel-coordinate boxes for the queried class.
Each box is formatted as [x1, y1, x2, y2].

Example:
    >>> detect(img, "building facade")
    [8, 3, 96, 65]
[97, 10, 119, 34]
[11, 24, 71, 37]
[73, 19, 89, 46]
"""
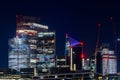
[101, 48, 117, 75]
[8, 15, 56, 73]
[8, 36, 30, 71]
[36, 32, 56, 73]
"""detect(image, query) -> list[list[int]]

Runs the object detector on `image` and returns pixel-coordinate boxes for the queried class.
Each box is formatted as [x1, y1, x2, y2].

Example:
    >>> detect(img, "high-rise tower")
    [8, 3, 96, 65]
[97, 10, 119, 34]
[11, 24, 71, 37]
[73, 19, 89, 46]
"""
[8, 15, 56, 73]
[8, 36, 30, 71]
[37, 32, 55, 73]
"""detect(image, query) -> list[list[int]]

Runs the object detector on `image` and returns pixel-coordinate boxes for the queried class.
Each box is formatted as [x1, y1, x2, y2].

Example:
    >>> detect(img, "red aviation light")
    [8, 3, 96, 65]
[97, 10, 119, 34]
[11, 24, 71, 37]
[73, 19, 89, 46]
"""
[80, 42, 84, 46]
[81, 53, 85, 59]
[66, 33, 69, 38]
[69, 45, 73, 48]
[110, 16, 113, 20]
[98, 23, 101, 27]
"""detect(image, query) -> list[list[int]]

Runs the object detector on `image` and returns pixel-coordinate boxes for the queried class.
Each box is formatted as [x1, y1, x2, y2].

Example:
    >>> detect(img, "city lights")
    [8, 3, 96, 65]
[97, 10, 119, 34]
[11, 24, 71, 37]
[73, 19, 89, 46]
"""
[23, 23, 48, 29]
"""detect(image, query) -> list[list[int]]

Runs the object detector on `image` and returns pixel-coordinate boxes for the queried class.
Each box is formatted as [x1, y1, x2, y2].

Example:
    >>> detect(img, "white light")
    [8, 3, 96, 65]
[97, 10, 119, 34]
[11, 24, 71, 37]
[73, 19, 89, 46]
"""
[38, 32, 55, 35]
[86, 59, 89, 61]
[23, 22, 48, 29]
[117, 38, 120, 42]
[55, 75, 58, 78]
[17, 30, 37, 34]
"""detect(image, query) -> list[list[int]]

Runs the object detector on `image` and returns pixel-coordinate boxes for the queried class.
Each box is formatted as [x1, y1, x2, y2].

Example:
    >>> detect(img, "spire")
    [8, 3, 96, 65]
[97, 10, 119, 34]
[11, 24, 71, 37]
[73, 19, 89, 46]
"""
[68, 36, 80, 47]
[65, 34, 80, 55]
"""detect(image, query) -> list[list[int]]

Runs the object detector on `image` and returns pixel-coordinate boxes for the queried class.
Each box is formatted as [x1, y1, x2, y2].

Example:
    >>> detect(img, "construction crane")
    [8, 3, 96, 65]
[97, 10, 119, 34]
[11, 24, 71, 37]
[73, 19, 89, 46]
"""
[95, 23, 101, 53]
[110, 16, 118, 55]
[94, 17, 118, 53]
[94, 16, 118, 75]
[94, 23, 101, 74]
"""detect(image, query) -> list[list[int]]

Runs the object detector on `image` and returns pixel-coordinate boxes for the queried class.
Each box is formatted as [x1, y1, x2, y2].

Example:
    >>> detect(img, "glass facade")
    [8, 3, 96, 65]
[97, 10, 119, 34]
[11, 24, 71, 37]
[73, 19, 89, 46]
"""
[16, 26, 47, 68]
[8, 37, 30, 71]
[37, 32, 55, 73]
[102, 48, 117, 75]
[9, 15, 56, 73]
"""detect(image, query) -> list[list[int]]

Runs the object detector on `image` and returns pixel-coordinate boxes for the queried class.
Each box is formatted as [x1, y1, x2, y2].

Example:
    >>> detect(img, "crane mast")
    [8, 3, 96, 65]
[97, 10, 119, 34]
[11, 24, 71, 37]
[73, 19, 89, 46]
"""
[94, 23, 101, 74]
[110, 16, 117, 55]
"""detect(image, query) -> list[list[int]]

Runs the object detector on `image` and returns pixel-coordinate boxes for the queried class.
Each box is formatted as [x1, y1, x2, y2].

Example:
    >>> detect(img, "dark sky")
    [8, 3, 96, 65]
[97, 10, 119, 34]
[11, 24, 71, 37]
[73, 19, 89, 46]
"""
[0, 1, 120, 68]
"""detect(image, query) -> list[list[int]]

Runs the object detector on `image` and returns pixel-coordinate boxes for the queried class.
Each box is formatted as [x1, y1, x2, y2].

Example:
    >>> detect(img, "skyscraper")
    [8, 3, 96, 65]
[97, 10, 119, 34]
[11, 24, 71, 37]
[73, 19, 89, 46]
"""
[8, 36, 30, 71]
[8, 15, 56, 73]
[65, 34, 82, 71]
[16, 15, 48, 68]
[37, 32, 55, 73]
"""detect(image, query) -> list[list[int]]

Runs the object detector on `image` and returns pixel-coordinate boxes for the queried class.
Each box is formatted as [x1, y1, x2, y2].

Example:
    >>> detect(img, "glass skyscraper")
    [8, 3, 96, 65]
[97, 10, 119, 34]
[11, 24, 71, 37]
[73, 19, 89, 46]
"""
[8, 36, 30, 71]
[8, 15, 56, 73]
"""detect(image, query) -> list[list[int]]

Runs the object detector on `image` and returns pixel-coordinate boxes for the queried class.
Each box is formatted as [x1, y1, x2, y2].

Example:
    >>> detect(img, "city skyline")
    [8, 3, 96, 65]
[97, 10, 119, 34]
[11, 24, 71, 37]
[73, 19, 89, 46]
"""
[0, 1, 120, 69]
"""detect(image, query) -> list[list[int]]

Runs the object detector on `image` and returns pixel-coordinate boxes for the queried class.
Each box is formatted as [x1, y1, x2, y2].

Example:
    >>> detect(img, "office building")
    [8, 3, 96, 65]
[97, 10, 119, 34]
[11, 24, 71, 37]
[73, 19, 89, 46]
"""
[65, 34, 83, 71]
[8, 36, 30, 71]
[16, 15, 48, 68]
[56, 56, 67, 68]
[36, 32, 56, 73]
[8, 15, 56, 73]
[102, 48, 117, 75]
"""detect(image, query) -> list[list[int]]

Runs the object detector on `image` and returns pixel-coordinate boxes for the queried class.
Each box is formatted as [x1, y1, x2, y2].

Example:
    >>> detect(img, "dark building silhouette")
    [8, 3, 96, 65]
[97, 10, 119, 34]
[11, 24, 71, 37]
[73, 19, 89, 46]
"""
[73, 45, 82, 70]
[96, 52, 102, 74]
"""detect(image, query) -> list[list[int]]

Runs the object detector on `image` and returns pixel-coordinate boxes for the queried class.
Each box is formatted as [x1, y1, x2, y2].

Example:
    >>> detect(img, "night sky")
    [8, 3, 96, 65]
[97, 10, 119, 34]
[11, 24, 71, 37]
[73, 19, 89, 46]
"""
[0, 1, 120, 69]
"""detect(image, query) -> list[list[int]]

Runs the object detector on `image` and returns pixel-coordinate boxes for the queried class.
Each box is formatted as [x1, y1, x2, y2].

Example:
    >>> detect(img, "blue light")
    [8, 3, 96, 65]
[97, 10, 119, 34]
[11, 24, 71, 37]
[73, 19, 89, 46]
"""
[117, 38, 120, 42]
[68, 36, 80, 47]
